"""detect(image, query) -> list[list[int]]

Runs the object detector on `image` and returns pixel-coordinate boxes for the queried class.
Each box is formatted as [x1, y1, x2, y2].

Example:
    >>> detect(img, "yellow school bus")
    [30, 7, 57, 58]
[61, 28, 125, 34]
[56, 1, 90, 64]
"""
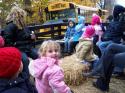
[43, 1, 108, 24]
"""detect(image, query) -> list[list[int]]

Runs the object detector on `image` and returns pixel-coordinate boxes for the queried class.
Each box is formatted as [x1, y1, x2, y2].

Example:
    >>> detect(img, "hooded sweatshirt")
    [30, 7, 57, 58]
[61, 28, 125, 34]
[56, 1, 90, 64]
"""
[64, 20, 76, 40]
[73, 16, 85, 41]
[29, 57, 71, 93]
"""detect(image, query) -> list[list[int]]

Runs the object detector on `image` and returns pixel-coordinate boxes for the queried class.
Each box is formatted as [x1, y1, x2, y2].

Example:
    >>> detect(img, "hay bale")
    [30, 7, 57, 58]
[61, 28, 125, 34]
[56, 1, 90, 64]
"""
[60, 54, 125, 93]
[60, 54, 88, 86]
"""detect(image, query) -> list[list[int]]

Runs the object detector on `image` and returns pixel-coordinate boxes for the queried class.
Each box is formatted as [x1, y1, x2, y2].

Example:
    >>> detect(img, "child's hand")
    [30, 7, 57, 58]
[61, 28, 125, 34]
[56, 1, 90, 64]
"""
[31, 33, 36, 40]
[45, 57, 57, 66]
[31, 31, 36, 40]
[64, 37, 66, 40]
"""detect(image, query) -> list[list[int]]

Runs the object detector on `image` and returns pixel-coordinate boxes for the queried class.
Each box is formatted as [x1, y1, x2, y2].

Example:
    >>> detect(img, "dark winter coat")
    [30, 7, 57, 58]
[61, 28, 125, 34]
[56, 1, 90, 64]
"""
[3, 22, 33, 52]
[102, 5, 125, 43]
[0, 74, 37, 93]
[101, 21, 124, 43]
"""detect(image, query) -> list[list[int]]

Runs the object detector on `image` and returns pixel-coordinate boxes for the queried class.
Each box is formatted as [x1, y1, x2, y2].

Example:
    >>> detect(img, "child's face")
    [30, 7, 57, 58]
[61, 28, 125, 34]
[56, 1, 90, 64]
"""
[69, 21, 74, 27]
[46, 49, 59, 59]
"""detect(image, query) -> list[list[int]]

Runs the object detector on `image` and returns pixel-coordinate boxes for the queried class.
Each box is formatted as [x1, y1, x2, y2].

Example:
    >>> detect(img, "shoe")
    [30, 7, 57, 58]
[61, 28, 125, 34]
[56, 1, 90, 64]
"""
[82, 72, 100, 78]
[112, 72, 124, 77]
[112, 72, 125, 80]
[93, 81, 109, 92]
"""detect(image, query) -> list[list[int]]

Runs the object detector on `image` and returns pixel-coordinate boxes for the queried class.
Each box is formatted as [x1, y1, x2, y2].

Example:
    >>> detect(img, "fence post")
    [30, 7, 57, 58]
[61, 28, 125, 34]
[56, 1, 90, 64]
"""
[51, 26, 54, 38]
[58, 25, 61, 37]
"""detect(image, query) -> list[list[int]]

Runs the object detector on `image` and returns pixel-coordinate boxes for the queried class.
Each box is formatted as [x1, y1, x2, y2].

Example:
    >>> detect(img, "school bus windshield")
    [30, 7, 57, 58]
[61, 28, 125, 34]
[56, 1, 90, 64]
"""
[46, 9, 76, 21]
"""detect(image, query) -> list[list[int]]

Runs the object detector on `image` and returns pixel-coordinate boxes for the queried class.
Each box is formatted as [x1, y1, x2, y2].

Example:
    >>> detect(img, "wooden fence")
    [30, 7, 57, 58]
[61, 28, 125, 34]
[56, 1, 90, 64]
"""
[28, 23, 109, 46]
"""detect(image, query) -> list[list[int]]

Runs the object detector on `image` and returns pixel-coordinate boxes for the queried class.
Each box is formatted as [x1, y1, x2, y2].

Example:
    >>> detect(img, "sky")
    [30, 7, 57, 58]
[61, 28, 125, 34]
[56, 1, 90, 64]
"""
[116, 0, 125, 7]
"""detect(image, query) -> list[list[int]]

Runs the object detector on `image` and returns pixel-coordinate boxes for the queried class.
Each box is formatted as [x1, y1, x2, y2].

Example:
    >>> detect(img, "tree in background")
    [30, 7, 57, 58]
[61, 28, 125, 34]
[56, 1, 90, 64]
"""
[27, 0, 49, 25]
[0, 0, 116, 27]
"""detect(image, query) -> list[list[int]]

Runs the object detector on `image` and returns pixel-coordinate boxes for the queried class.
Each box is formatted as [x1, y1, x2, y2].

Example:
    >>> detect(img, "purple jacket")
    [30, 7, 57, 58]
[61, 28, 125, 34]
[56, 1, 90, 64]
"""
[29, 57, 71, 93]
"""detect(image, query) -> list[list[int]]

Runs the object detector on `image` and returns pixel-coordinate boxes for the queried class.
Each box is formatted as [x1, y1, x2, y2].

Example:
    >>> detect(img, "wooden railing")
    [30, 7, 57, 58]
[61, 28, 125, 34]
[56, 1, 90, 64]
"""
[28, 23, 109, 46]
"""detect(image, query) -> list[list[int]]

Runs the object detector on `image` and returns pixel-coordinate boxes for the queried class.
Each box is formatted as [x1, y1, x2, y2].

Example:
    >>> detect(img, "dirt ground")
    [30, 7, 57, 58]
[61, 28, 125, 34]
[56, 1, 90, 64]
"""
[69, 78, 125, 93]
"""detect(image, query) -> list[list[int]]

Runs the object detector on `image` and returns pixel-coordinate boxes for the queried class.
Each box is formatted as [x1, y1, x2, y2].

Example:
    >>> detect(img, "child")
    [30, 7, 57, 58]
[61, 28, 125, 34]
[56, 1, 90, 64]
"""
[91, 14, 104, 58]
[29, 40, 73, 93]
[64, 20, 76, 53]
[73, 16, 85, 41]
[91, 14, 104, 45]
[75, 25, 97, 69]
[0, 47, 37, 93]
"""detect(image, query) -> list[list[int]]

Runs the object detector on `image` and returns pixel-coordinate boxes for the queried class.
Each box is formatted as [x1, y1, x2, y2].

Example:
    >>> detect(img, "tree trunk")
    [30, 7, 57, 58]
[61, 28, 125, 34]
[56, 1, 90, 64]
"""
[23, 0, 31, 5]
[104, 0, 116, 14]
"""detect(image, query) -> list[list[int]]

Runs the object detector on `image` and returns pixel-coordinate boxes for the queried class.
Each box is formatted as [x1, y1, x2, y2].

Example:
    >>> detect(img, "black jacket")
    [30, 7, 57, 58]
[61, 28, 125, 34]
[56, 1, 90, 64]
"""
[0, 75, 37, 93]
[101, 5, 125, 43]
[3, 22, 18, 46]
[3, 22, 34, 52]
[102, 21, 124, 43]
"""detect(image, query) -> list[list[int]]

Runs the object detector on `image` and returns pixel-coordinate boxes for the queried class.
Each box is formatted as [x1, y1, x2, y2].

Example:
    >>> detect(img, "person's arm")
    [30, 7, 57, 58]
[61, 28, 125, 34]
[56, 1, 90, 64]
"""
[3, 23, 18, 46]
[28, 59, 47, 79]
[48, 68, 72, 93]
[21, 27, 34, 40]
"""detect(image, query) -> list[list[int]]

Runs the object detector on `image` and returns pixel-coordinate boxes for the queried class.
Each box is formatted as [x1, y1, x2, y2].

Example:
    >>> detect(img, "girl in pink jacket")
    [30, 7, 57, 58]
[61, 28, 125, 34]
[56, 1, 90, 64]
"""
[29, 40, 73, 93]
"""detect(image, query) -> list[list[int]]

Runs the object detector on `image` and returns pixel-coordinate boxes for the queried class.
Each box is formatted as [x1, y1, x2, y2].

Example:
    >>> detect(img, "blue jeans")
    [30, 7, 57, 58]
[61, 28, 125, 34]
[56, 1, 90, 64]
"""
[64, 39, 72, 53]
[97, 41, 113, 54]
[93, 43, 125, 90]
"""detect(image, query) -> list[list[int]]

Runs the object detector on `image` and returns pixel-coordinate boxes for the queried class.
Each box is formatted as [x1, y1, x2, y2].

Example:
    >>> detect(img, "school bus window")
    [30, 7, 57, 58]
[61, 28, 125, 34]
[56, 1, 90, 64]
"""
[46, 9, 76, 21]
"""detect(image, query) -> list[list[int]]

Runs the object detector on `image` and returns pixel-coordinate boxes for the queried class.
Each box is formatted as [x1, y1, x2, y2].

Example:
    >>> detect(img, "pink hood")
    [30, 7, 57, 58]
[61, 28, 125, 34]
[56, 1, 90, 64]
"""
[91, 14, 101, 25]
[82, 25, 95, 38]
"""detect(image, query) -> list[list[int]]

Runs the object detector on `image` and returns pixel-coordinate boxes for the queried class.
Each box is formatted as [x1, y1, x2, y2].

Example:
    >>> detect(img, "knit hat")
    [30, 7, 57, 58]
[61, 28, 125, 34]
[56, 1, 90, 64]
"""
[0, 47, 21, 78]
[91, 14, 101, 25]
[0, 36, 5, 47]
[82, 25, 95, 38]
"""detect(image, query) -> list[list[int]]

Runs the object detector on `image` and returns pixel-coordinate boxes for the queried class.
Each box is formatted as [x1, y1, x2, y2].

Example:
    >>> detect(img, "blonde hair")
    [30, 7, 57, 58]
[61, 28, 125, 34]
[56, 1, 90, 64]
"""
[6, 6, 27, 29]
[39, 40, 61, 57]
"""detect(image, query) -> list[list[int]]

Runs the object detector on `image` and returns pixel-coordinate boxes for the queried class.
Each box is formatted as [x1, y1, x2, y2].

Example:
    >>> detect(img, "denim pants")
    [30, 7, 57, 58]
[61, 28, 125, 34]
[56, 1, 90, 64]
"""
[94, 43, 125, 89]
[64, 39, 72, 53]
[97, 41, 113, 54]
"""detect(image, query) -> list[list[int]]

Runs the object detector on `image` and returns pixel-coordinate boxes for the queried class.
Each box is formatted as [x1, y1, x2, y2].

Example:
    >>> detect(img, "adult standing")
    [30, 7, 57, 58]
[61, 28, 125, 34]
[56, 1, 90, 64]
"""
[3, 6, 38, 76]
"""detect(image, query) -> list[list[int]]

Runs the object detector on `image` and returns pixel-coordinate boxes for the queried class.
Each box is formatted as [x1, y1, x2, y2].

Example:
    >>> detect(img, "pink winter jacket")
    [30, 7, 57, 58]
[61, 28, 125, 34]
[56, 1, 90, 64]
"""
[29, 57, 71, 93]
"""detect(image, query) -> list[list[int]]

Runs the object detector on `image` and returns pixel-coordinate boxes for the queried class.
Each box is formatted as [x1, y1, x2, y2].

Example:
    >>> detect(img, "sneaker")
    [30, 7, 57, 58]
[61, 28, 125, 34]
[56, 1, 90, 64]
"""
[112, 72, 124, 77]
[112, 72, 125, 80]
